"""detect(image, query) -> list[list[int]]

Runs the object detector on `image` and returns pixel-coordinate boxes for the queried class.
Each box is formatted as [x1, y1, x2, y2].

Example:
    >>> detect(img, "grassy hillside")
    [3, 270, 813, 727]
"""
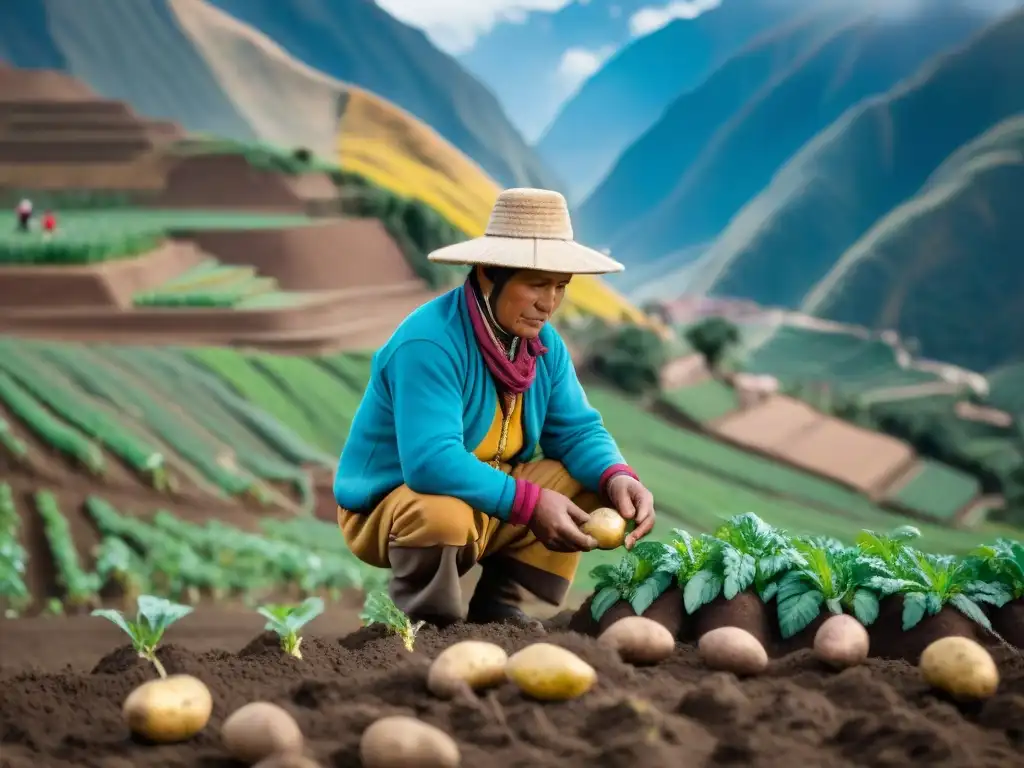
[204, 0, 560, 192]
[741, 325, 943, 395]
[582, 6, 985, 266]
[1, 335, 1014, 611]
[536, 0, 796, 201]
[684, 9, 1024, 331]
[800, 116, 1024, 371]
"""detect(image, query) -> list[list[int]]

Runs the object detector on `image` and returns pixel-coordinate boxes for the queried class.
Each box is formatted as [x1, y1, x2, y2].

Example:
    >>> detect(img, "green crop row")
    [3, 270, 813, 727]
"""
[0, 414, 28, 461]
[133, 276, 278, 308]
[0, 482, 30, 615]
[659, 379, 741, 424]
[592, 513, 1023, 641]
[96, 347, 318, 510]
[0, 370, 105, 474]
[0, 341, 168, 488]
[35, 490, 100, 608]
[85, 497, 382, 601]
[888, 460, 982, 522]
[186, 348, 324, 446]
[0, 231, 164, 265]
[39, 346, 261, 499]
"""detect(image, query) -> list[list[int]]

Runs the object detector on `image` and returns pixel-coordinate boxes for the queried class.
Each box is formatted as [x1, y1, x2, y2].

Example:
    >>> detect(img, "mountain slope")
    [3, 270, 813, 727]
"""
[684, 8, 1024, 312]
[536, 0, 799, 202]
[575, 6, 854, 251]
[599, 4, 987, 266]
[206, 0, 560, 191]
[0, 0, 501, 235]
[800, 115, 1024, 371]
[457, 0, 651, 142]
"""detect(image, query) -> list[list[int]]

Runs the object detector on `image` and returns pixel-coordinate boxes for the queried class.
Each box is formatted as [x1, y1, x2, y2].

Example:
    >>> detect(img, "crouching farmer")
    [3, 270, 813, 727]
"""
[334, 188, 656, 627]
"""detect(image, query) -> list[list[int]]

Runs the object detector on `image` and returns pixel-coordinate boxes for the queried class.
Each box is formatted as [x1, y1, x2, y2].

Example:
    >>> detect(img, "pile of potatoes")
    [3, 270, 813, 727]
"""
[361, 638, 602, 768]
[121, 675, 320, 766]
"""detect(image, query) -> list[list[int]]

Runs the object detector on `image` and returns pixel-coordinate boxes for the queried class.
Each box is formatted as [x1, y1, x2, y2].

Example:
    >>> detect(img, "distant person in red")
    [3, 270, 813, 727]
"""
[15, 198, 32, 232]
[41, 210, 56, 239]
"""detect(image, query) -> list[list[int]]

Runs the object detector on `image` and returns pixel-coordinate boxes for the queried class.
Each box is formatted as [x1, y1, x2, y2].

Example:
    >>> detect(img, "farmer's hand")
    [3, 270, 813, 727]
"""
[529, 489, 599, 553]
[606, 475, 656, 550]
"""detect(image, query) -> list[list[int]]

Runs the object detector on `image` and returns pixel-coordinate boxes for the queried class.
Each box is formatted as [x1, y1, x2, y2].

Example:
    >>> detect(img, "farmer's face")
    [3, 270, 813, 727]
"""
[479, 267, 572, 339]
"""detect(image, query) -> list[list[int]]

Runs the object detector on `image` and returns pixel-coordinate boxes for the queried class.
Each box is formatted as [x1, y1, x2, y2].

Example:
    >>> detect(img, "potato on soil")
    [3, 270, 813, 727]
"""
[122, 674, 213, 743]
[581, 507, 627, 550]
[919, 636, 999, 701]
[427, 640, 508, 699]
[598, 615, 675, 664]
[360, 715, 460, 768]
[506, 642, 597, 701]
[813, 614, 870, 670]
[221, 701, 304, 763]
[698, 627, 768, 676]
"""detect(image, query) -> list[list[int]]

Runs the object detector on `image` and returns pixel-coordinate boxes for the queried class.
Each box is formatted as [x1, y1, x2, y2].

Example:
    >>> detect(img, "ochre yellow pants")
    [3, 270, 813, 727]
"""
[337, 459, 600, 604]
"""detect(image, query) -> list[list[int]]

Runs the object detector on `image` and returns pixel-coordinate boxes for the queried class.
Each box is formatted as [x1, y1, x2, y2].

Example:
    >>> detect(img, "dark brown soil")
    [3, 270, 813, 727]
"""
[870, 597, 981, 664]
[993, 599, 1024, 649]
[694, 590, 773, 647]
[1, 610, 1022, 768]
[568, 585, 689, 639]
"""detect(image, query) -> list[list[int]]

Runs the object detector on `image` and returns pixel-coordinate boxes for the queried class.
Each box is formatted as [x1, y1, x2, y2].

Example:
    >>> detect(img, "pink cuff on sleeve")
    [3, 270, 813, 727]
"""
[510, 478, 542, 526]
[599, 463, 639, 497]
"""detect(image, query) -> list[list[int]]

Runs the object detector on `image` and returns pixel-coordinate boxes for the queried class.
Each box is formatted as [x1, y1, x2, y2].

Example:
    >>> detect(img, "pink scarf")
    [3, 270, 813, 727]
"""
[464, 279, 547, 395]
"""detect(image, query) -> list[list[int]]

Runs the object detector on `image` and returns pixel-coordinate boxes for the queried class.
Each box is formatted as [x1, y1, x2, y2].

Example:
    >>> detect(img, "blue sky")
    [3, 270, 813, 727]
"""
[376, 0, 720, 55]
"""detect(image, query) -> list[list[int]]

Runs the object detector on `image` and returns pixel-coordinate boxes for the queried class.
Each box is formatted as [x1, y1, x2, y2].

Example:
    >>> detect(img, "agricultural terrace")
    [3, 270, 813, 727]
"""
[741, 325, 942, 395]
[659, 378, 741, 423]
[133, 258, 312, 309]
[1, 336, 1019, 615]
[0, 209, 316, 266]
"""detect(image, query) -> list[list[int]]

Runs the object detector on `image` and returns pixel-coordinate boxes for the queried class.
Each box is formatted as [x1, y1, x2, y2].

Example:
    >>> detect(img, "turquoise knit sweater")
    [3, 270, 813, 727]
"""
[333, 287, 627, 520]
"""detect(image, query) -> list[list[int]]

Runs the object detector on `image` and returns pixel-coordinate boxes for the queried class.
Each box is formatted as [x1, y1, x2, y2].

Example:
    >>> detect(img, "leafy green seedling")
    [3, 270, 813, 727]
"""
[360, 591, 424, 652]
[775, 538, 887, 638]
[257, 596, 325, 659]
[91, 595, 194, 678]
[589, 541, 677, 622]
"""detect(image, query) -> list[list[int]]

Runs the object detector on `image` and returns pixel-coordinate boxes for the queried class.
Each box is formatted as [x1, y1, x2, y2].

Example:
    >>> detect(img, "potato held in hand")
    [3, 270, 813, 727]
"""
[920, 636, 999, 701]
[427, 641, 508, 699]
[581, 507, 627, 550]
[506, 642, 596, 701]
[123, 674, 213, 743]
[360, 716, 460, 768]
[221, 701, 304, 763]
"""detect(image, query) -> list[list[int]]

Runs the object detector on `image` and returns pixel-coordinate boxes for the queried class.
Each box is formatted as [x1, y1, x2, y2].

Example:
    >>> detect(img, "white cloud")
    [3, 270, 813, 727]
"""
[375, 0, 575, 54]
[628, 0, 723, 38]
[556, 45, 617, 94]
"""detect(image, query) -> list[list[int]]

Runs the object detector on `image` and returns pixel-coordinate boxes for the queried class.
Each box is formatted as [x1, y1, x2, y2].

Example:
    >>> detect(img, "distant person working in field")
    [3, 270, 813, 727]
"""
[334, 188, 656, 628]
[41, 210, 56, 239]
[15, 198, 32, 232]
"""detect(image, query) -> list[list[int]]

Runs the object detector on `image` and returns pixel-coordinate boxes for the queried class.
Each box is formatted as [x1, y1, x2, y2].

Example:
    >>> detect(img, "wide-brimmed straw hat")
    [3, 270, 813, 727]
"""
[427, 188, 624, 275]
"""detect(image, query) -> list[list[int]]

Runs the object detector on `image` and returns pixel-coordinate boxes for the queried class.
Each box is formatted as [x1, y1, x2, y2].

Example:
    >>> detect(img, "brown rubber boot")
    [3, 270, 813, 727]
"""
[467, 559, 545, 631]
[387, 545, 471, 627]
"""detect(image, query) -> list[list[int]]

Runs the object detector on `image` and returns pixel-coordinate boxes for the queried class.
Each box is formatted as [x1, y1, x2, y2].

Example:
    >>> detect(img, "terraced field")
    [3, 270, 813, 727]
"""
[659, 378, 740, 423]
[133, 258, 306, 309]
[1, 336, 1017, 616]
[742, 325, 942, 394]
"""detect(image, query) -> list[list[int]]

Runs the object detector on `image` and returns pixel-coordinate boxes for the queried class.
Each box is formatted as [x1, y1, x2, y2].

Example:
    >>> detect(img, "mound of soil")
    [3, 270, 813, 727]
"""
[1, 614, 1022, 767]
